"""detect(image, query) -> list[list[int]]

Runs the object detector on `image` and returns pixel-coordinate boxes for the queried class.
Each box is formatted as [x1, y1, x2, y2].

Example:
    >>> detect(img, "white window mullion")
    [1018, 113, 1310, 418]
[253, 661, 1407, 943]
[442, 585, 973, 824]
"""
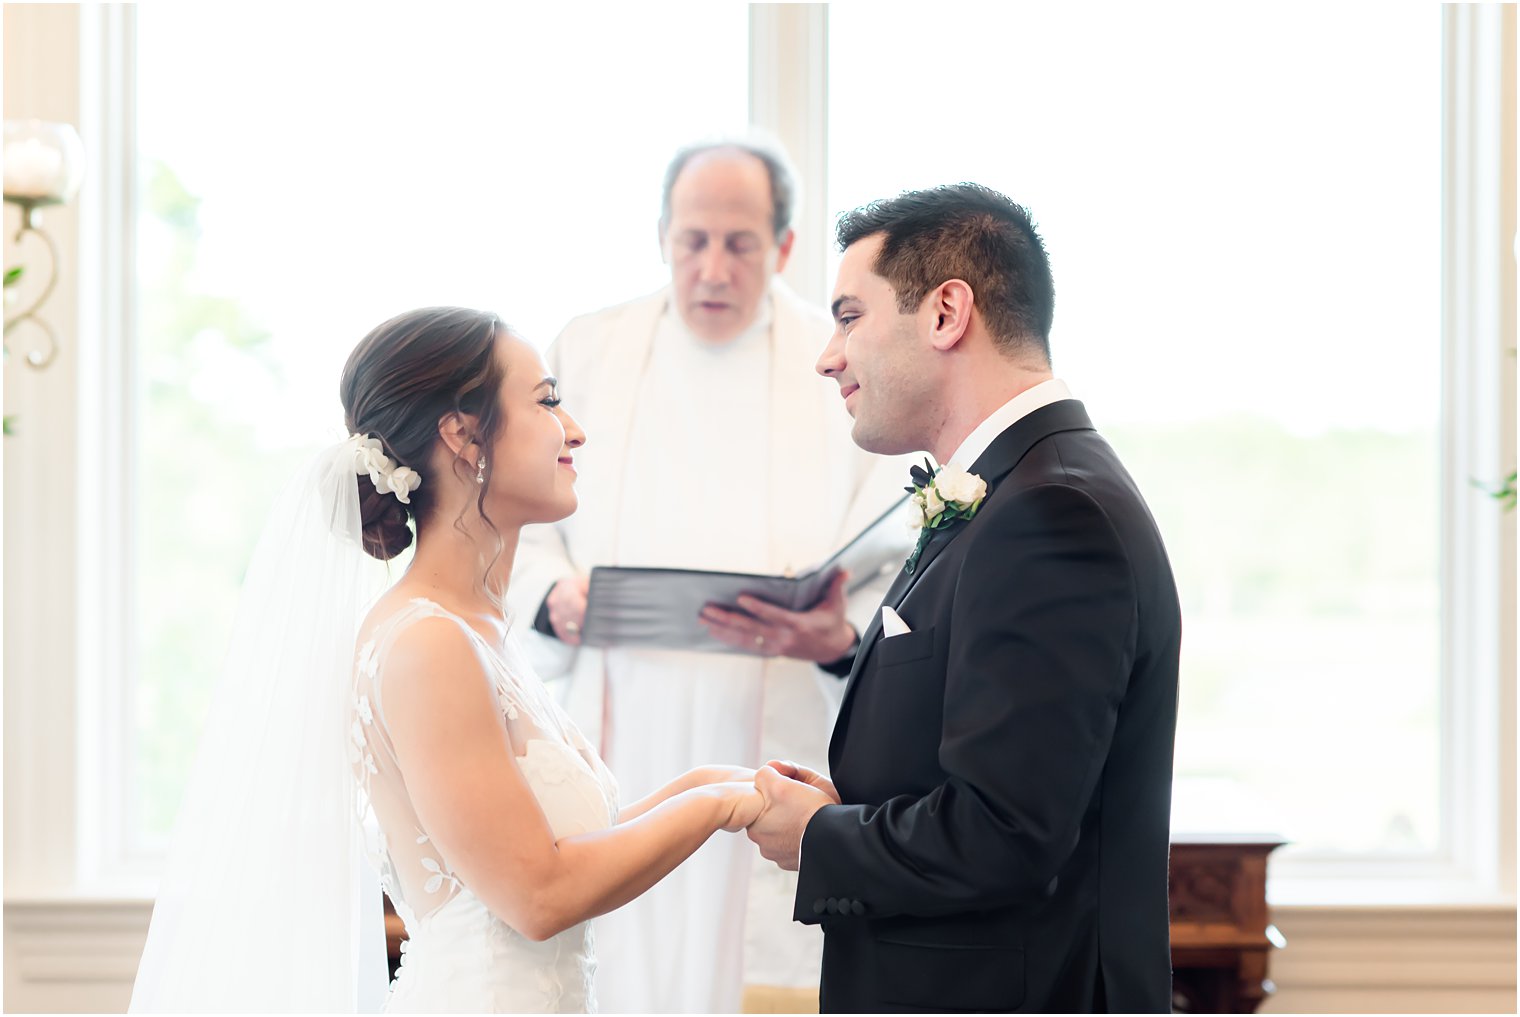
[1498, 2, 1518, 903]
[75, 1, 147, 890]
[749, 2, 829, 305]
[1440, 0, 1515, 900]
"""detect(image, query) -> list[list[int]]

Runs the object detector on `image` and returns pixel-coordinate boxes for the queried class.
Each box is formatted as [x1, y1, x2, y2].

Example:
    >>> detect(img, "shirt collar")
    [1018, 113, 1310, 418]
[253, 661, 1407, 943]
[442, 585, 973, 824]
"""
[943, 378, 1074, 468]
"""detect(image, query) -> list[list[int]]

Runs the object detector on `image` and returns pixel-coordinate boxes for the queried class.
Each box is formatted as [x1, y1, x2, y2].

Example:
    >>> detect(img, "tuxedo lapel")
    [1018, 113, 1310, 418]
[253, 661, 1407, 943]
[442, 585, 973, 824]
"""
[966, 399, 1095, 490]
[850, 566, 912, 670]
[828, 400, 1097, 768]
[891, 526, 958, 606]
[883, 401, 1095, 608]
[829, 563, 909, 768]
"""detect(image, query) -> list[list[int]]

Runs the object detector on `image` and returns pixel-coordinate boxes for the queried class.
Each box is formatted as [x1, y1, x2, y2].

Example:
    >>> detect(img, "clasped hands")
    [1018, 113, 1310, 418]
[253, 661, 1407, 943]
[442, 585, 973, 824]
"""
[704, 760, 841, 871]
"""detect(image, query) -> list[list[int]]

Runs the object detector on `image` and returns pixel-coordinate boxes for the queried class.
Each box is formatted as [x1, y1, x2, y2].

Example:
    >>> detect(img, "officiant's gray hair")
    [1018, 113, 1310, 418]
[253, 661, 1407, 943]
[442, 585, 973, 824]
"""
[658, 133, 798, 241]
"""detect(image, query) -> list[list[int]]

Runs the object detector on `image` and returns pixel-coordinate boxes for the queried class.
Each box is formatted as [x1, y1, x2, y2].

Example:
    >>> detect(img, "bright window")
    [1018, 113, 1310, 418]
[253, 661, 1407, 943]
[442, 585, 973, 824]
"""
[124, 3, 1471, 879]
[130, 3, 748, 846]
[829, 5, 1443, 861]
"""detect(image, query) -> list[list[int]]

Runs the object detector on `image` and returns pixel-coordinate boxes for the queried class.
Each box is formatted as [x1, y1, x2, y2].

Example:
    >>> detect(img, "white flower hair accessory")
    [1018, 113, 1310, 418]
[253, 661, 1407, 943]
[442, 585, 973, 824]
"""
[347, 433, 422, 505]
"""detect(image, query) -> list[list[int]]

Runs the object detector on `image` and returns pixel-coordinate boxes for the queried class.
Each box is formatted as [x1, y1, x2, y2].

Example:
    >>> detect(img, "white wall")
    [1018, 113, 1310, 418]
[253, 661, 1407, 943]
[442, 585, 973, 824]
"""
[5, 2, 83, 899]
[1264, 905, 1516, 1014]
[4, 900, 1516, 1015]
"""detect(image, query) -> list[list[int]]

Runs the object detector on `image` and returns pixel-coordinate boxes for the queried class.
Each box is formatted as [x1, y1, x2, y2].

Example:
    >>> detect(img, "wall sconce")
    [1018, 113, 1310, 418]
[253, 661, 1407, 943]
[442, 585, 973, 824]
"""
[4, 119, 85, 371]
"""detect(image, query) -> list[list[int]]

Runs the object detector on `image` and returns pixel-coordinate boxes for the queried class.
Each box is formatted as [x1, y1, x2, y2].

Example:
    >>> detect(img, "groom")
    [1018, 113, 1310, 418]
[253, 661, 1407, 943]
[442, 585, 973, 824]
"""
[745, 184, 1181, 1013]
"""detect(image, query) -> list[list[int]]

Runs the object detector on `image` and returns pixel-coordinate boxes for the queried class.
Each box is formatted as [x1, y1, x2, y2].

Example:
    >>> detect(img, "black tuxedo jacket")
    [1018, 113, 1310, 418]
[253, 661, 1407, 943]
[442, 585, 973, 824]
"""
[796, 401, 1180, 1013]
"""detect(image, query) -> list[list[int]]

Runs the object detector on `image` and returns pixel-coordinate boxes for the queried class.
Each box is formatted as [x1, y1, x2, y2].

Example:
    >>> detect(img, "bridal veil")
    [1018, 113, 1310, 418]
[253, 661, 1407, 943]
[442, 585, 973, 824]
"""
[129, 440, 389, 1012]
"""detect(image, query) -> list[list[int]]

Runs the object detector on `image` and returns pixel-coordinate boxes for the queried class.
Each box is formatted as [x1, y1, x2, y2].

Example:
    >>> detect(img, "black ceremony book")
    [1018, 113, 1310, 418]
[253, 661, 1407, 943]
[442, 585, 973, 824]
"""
[580, 495, 909, 655]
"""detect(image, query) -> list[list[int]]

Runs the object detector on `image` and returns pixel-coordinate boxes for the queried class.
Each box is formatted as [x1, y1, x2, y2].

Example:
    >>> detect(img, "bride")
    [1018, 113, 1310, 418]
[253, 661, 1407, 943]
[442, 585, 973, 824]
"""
[129, 307, 764, 1013]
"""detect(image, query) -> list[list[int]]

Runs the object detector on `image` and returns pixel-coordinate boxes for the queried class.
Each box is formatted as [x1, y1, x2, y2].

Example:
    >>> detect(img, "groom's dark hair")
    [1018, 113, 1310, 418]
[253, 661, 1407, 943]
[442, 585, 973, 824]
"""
[836, 183, 1054, 363]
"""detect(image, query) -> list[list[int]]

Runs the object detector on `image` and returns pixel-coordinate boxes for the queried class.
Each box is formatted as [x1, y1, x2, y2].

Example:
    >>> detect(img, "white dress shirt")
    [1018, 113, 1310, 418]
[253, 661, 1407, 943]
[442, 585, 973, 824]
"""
[942, 378, 1074, 469]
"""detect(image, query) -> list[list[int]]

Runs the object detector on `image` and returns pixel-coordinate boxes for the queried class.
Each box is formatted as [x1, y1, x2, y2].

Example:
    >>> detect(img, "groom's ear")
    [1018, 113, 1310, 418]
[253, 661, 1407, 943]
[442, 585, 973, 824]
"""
[926, 279, 975, 352]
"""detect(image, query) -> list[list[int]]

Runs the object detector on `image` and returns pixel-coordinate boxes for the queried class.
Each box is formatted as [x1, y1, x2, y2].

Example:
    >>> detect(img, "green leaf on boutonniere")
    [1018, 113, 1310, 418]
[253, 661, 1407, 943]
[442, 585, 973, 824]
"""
[3, 266, 22, 288]
[904, 527, 931, 574]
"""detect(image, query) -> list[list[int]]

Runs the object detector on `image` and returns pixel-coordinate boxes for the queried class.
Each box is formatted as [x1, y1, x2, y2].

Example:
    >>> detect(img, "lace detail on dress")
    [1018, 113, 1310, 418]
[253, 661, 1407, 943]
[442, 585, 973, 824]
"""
[415, 834, 461, 896]
[348, 597, 618, 1012]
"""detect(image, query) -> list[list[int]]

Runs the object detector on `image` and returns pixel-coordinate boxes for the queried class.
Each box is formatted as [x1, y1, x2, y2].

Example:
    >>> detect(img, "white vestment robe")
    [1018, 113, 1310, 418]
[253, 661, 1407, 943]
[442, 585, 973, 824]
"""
[509, 281, 910, 1013]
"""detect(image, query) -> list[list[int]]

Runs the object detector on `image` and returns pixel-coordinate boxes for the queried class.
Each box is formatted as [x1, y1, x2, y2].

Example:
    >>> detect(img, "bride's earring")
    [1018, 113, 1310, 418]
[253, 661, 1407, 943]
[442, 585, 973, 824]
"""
[476, 456, 487, 485]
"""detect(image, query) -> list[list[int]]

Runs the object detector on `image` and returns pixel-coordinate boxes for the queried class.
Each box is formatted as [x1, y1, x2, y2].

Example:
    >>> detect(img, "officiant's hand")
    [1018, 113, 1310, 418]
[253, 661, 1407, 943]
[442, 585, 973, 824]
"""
[546, 575, 590, 645]
[746, 765, 834, 870]
[700, 570, 857, 663]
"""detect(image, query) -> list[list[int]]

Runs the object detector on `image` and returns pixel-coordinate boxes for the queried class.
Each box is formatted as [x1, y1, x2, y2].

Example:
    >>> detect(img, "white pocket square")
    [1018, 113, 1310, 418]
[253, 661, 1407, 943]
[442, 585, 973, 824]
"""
[880, 606, 912, 638]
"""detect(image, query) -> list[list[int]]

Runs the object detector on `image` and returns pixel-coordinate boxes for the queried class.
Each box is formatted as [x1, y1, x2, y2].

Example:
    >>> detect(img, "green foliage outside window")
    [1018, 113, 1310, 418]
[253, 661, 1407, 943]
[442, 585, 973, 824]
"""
[4, 264, 24, 435]
[135, 160, 295, 838]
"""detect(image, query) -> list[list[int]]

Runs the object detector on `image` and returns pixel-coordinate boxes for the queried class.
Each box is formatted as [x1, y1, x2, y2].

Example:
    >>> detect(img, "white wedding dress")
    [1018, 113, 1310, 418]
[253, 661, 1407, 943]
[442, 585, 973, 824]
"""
[350, 598, 619, 1013]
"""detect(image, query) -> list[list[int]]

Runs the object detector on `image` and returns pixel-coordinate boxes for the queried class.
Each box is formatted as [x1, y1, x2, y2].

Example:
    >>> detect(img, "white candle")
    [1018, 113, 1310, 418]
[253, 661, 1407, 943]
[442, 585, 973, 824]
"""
[4, 136, 67, 200]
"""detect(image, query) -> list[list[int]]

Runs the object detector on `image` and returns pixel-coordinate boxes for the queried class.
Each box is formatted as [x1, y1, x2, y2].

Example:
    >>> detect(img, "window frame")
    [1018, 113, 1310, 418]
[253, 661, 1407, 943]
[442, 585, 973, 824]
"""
[2, 2, 1508, 904]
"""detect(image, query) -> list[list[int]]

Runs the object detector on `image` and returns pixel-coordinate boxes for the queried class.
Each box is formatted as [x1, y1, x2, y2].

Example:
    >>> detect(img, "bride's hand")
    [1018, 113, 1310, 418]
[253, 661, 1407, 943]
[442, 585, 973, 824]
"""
[715, 780, 764, 833]
[690, 764, 757, 787]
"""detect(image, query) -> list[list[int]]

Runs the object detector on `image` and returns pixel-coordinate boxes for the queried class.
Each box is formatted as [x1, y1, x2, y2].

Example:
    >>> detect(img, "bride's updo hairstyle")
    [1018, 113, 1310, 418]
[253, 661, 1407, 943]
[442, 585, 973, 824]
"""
[340, 306, 504, 561]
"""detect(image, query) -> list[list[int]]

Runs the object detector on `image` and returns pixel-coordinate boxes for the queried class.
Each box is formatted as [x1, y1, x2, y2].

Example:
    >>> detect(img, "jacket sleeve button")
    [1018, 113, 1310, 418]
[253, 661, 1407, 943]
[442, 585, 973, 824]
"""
[813, 898, 827, 915]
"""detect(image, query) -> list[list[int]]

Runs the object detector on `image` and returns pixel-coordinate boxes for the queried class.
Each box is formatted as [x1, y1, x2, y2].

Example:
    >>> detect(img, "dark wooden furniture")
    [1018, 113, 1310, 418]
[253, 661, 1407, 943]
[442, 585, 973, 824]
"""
[383, 905, 405, 978]
[382, 835, 1287, 1012]
[1169, 835, 1286, 1013]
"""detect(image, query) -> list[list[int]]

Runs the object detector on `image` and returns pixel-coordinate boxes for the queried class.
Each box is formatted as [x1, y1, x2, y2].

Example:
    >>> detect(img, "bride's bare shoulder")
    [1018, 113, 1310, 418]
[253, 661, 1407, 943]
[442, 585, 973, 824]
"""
[359, 586, 427, 637]
[362, 600, 505, 753]
[359, 589, 490, 690]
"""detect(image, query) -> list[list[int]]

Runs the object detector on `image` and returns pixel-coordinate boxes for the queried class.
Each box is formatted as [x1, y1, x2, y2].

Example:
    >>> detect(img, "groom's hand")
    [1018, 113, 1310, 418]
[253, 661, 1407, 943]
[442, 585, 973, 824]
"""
[766, 759, 840, 805]
[700, 569, 857, 663]
[747, 765, 833, 871]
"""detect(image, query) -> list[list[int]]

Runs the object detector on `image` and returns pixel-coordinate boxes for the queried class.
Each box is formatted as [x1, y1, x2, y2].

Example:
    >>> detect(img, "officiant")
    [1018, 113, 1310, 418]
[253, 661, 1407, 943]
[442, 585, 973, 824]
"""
[508, 136, 906, 1013]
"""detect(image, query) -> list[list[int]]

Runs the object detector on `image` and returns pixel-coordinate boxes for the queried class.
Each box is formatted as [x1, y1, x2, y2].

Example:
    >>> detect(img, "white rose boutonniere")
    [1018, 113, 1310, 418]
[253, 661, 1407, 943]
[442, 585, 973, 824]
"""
[921, 485, 946, 521]
[902, 457, 987, 574]
[905, 497, 928, 530]
[933, 463, 988, 505]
